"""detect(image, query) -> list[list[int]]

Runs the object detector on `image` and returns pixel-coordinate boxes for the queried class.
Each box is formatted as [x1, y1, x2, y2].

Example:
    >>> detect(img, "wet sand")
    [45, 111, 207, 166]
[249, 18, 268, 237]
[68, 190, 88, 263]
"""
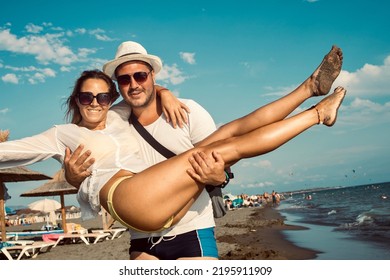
[3, 205, 319, 260]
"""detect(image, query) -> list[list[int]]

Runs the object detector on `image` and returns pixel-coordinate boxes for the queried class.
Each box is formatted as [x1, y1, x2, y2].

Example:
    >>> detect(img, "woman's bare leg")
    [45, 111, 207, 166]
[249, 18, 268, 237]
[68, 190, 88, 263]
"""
[200, 45, 343, 147]
[99, 87, 346, 232]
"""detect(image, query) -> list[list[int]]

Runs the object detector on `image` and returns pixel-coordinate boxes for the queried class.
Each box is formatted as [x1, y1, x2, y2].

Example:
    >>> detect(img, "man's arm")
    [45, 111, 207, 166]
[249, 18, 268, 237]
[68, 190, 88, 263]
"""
[64, 145, 228, 188]
[63, 145, 95, 188]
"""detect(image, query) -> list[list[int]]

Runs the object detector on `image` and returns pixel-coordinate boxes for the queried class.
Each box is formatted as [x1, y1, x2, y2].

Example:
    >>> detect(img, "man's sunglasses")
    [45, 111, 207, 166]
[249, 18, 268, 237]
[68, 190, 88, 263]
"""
[116, 71, 151, 86]
[77, 92, 112, 106]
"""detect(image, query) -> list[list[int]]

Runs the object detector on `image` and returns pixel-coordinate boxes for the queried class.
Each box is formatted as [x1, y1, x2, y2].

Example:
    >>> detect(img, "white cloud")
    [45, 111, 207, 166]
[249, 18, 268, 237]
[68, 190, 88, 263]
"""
[77, 48, 97, 59]
[341, 97, 390, 127]
[2, 65, 56, 84]
[263, 55, 390, 99]
[94, 34, 112, 41]
[60, 66, 74, 72]
[156, 63, 188, 85]
[29, 72, 46, 84]
[42, 68, 56, 77]
[89, 28, 114, 41]
[0, 24, 110, 84]
[25, 23, 43, 34]
[65, 30, 74, 37]
[75, 28, 87, 35]
[0, 24, 109, 68]
[335, 55, 390, 97]
[0, 108, 10, 114]
[180, 52, 196, 65]
[42, 22, 53, 28]
[350, 97, 383, 112]
[0, 28, 77, 65]
[1, 73, 18, 84]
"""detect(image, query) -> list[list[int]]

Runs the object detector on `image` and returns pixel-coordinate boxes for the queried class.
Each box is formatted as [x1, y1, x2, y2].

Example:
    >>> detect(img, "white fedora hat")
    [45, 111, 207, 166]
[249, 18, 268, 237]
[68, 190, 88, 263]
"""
[103, 41, 162, 80]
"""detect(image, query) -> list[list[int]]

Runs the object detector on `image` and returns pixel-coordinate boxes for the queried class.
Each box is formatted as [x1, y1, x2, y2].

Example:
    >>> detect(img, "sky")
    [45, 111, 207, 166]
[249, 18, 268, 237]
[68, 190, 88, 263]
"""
[1, 0, 390, 208]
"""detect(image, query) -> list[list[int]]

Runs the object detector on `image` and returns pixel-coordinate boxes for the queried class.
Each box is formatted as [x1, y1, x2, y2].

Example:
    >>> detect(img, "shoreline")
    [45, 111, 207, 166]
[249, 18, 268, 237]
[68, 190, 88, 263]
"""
[2, 205, 319, 260]
[215, 206, 320, 260]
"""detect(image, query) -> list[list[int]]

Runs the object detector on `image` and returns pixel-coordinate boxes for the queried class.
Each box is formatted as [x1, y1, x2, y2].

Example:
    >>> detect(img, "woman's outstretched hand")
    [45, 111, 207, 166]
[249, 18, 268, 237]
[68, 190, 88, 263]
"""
[64, 144, 95, 188]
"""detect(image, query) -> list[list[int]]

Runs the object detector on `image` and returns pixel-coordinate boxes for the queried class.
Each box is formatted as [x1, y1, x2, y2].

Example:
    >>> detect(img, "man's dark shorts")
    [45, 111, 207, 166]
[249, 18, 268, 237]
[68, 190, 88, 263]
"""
[129, 227, 218, 259]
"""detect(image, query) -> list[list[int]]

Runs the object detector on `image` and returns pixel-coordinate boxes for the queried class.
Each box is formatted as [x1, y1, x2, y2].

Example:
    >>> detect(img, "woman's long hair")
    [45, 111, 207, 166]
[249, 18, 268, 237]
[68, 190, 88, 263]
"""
[63, 70, 120, 124]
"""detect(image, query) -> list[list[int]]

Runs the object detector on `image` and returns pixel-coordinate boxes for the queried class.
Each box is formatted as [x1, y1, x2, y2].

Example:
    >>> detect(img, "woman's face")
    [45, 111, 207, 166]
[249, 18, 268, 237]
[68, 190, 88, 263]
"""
[76, 78, 111, 130]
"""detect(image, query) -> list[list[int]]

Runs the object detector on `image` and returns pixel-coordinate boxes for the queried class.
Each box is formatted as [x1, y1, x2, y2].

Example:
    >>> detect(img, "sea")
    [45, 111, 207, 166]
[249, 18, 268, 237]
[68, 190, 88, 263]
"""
[278, 181, 390, 260]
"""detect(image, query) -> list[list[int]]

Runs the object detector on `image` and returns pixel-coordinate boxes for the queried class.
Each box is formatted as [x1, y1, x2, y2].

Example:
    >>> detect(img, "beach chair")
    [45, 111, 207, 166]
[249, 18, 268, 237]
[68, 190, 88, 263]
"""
[0, 241, 56, 260]
[91, 228, 127, 240]
[66, 223, 88, 234]
[4, 229, 64, 241]
[0, 233, 17, 241]
[52, 232, 110, 247]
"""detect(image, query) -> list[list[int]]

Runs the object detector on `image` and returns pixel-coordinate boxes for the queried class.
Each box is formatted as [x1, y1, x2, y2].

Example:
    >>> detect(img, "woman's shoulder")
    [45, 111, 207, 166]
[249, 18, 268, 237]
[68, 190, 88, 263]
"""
[110, 100, 131, 120]
[52, 123, 80, 131]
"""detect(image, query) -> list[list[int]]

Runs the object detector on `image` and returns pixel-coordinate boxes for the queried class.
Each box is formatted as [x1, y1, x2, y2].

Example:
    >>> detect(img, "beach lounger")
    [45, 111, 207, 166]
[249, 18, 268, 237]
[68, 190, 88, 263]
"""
[53, 232, 110, 247]
[91, 228, 127, 240]
[7, 240, 35, 246]
[0, 241, 55, 260]
[4, 229, 64, 241]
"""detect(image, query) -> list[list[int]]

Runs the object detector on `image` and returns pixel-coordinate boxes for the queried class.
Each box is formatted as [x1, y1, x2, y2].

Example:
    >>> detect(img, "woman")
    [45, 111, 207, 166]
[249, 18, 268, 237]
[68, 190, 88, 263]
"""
[0, 46, 346, 232]
[0, 70, 188, 220]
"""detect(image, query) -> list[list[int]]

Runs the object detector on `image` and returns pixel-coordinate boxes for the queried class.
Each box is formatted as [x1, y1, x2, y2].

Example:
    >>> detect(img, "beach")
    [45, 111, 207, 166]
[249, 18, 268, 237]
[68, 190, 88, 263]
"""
[4, 205, 318, 260]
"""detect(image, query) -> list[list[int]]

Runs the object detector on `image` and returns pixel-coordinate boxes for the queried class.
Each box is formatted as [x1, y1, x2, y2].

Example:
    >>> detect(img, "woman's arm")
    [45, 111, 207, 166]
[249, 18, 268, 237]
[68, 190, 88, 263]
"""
[0, 127, 64, 169]
[156, 85, 190, 128]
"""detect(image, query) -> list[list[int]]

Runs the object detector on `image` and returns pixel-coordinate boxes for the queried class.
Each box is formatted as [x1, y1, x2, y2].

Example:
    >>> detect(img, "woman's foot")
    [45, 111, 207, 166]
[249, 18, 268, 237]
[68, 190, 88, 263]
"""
[310, 45, 343, 96]
[315, 86, 346, 126]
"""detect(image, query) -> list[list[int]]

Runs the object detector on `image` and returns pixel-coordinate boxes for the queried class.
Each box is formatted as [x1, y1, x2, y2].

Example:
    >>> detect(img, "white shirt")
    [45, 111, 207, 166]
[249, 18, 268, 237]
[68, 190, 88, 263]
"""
[0, 111, 148, 219]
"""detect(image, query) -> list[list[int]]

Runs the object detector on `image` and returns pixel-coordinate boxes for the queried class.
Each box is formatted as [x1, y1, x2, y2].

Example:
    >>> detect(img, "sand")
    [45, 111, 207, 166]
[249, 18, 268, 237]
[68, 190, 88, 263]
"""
[2, 205, 319, 260]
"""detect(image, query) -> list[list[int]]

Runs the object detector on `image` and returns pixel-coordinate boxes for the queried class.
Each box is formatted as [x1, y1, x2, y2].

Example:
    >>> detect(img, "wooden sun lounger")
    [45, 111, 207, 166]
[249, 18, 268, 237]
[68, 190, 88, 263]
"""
[91, 228, 127, 240]
[0, 241, 56, 260]
[53, 232, 110, 247]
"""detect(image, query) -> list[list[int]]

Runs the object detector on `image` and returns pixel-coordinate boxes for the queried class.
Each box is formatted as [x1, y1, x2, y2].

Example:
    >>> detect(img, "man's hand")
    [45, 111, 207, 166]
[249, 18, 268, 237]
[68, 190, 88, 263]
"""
[63, 144, 95, 188]
[186, 151, 226, 186]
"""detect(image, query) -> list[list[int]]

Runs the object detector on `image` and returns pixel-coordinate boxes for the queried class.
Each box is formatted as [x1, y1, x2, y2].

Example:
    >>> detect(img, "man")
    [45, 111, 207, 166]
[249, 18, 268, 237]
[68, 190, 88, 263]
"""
[65, 41, 228, 260]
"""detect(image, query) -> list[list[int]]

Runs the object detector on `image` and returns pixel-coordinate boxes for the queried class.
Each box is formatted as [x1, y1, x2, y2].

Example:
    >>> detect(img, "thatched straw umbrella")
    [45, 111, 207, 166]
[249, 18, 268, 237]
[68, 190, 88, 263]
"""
[21, 169, 78, 233]
[0, 130, 52, 240]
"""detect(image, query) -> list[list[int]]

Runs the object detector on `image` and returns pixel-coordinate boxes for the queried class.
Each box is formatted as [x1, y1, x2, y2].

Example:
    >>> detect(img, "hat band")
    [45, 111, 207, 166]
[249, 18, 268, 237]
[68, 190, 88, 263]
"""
[118, 52, 142, 58]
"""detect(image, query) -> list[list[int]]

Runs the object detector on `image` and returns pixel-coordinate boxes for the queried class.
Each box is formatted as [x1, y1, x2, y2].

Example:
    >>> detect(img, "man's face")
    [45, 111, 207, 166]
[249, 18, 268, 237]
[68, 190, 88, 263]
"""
[115, 61, 155, 109]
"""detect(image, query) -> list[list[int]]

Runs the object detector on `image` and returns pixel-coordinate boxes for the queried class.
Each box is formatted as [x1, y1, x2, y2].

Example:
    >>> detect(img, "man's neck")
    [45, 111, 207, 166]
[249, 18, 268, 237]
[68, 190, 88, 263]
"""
[132, 95, 163, 126]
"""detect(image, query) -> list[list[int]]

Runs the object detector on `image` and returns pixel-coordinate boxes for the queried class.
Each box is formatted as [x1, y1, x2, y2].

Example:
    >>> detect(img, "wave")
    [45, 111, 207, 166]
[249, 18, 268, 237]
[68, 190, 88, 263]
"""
[338, 208, 388, 230]
[356, 212, 375, 225]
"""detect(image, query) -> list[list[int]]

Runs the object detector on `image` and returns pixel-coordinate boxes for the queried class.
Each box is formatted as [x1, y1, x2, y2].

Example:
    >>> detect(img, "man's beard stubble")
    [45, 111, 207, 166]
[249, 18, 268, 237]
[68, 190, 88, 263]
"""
[124, 84, 156, 109]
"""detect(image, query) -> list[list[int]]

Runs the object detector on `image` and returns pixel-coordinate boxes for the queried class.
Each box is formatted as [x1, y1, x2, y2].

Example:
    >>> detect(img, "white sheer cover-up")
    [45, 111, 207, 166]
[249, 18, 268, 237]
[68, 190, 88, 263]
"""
[0, 111, 148, 219]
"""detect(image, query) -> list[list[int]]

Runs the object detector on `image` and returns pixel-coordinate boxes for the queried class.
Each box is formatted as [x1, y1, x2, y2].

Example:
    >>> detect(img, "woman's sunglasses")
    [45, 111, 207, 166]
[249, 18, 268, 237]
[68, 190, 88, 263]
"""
[77, 92, 112, 106]
[116, 71, 151, 86]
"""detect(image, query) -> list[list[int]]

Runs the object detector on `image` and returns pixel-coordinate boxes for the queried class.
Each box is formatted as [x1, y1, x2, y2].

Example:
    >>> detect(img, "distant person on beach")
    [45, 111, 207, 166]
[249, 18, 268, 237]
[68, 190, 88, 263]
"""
[275, 192, 281, 204]
[272, 190, 277, 206]
[0, 44, 345, 259]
